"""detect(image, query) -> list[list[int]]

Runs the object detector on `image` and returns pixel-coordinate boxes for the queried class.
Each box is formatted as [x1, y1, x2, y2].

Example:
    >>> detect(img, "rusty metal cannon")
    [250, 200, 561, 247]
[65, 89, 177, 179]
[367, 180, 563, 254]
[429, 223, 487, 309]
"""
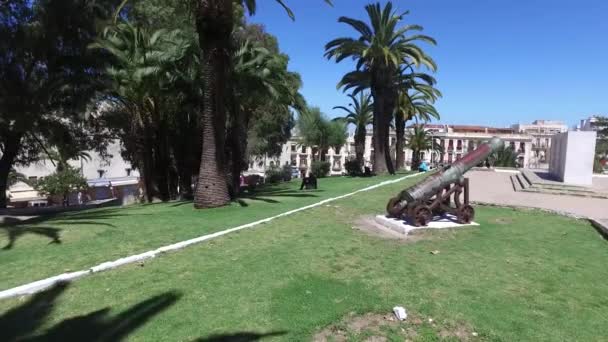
[387, 137, 504, 226]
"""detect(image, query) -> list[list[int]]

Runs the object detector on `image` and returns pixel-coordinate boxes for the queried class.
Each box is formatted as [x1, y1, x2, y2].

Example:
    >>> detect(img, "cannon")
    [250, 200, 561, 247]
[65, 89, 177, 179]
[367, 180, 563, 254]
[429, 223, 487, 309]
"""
[386, 137, 504, 226]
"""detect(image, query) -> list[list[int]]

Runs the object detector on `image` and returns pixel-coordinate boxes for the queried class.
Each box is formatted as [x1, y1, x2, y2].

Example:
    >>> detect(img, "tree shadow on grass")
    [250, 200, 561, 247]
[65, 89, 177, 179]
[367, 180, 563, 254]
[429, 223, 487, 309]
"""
[0, 282, 181, 341]
[194, 331, 287, 342]
[0, 225, 61, 250]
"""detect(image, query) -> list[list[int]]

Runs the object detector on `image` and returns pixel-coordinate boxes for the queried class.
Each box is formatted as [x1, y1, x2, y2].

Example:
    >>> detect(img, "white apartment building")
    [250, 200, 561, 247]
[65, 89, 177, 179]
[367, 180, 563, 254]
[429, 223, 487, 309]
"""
[511, 120, 568, 168]
[578, 116, 607, 132]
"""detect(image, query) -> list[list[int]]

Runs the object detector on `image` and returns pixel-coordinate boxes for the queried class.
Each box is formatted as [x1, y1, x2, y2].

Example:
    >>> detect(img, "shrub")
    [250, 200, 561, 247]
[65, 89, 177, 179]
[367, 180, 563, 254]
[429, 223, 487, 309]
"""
[35, 165, 88, 206]
[265, 166, 284, 184]
[311, 161, 330, 178]
[594, 155, 605, 174]
[344, 159, 362, 176]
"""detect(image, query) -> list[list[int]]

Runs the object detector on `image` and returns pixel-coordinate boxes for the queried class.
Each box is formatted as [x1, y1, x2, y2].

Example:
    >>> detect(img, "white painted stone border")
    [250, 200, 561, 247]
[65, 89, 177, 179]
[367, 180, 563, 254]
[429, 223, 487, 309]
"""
[0, 173, 421, 300]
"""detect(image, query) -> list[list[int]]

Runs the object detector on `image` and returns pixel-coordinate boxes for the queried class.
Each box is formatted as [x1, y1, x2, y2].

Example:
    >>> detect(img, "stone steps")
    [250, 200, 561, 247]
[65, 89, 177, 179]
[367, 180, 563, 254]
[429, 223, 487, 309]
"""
[511, 170, 608, 199]
[520, 187, 608, 199]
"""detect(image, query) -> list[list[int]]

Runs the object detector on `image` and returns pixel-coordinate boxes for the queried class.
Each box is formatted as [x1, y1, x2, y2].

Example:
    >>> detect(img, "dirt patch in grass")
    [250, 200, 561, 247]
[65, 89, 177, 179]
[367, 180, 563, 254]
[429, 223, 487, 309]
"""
[493, 217, 514, 225]
[313, 311, 479, 341]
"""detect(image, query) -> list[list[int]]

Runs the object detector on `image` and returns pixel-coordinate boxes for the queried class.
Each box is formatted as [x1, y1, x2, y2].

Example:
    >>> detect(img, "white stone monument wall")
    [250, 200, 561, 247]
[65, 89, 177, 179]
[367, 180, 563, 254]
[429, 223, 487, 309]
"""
[549, 131, 597, 185]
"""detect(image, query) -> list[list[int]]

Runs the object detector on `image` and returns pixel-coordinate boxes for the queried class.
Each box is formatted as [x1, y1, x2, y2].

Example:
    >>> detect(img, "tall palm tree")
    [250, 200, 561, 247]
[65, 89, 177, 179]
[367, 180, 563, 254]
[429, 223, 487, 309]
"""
[333, 92, 373, 167]
[325, 1, 437, 175]
[190, 0, 332, 208]
[407, 124, 442, 170]
[395, 83, 441, 169]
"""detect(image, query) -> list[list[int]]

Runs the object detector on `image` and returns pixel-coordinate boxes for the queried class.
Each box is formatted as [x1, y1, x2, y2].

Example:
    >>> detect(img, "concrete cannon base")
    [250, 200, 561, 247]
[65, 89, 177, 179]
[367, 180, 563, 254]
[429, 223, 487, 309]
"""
[374, 214, 479, 235]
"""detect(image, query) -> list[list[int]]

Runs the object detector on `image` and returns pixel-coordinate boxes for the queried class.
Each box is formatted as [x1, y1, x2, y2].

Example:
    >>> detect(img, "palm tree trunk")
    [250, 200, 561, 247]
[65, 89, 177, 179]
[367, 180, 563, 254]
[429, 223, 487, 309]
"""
[395, 113, 405, 170]
[383, 90, 396, 175]
[354, 128, 366, 167]
[193, 0, 232, 209]
[141, 129, 156, 202]
[371, 91, 388, 174]
[228, 92, 246, 198]
[154, 122, 171, 202]
[0, 133, 22, 209]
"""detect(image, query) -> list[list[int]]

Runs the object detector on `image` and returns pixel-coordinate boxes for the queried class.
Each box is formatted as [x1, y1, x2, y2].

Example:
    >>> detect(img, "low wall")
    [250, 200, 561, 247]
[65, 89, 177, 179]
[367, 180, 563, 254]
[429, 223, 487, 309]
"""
[0, 198, 119, 217]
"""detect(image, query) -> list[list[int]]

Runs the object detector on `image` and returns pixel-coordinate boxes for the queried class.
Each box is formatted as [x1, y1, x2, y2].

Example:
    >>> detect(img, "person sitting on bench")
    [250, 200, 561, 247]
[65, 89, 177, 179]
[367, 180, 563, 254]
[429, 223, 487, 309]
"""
[299, 169, 318, 190]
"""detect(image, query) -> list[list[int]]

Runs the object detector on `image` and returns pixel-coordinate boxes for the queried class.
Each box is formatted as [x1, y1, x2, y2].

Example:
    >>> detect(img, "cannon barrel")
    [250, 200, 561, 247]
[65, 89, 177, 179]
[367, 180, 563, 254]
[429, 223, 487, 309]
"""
[392, 137, 504, 207]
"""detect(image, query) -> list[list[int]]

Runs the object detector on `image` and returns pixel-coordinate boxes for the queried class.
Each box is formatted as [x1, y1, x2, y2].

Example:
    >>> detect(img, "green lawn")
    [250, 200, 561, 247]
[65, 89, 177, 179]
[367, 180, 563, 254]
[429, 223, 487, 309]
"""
[2, 174, 608, 341]
[0, 174, 415, 291]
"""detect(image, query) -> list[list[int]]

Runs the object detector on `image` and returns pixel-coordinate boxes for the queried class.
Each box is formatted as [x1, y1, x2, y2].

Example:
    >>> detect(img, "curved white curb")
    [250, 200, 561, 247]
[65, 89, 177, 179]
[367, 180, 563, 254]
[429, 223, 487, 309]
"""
[0, 174, 420, 300]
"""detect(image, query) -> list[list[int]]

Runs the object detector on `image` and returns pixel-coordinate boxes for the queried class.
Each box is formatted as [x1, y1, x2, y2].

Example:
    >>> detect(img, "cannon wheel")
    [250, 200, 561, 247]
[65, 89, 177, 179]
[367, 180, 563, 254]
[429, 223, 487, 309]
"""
[413, 205, 433, 227]
[386, 197, 405, 218]
[457, 204, 475, 224]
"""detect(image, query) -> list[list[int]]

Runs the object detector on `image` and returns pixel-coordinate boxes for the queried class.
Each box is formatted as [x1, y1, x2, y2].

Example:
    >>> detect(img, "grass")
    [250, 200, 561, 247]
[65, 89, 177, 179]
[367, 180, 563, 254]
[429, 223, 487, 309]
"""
[2, 173, 608, 341]
[0, 173, 413, 290]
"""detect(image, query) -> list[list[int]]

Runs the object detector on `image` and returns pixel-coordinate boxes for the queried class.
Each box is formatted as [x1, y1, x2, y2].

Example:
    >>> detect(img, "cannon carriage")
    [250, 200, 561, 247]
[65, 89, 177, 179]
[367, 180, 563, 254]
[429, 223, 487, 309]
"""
[386, 137, 504, 226]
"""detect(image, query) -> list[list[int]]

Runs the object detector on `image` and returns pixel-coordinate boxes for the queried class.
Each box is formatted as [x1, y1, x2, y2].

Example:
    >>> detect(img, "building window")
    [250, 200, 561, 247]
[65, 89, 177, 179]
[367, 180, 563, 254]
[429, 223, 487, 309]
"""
[299, 155, 308, 167]
[28, 176, 38, 182]
[509, 142, 515, 150]
[457, 140, 462, 150]
[291, 144, 297, 152]
[125, 168, 132, 176]
[97, 170, 105, 178]
[291, 155, 297, 166]
[448, 140, 454, 150]
[301, 146, 307, 153]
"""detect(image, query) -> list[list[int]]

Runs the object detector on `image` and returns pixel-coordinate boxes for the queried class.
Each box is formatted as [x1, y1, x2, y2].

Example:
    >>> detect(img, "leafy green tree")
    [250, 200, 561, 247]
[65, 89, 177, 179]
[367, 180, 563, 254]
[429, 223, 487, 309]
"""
[230, 37, 302, 195]
[407, 124, 442, 169]
[592, 116, 608, 173]
[35, 166, 88, 206]
[325, 2, 437, 174]
[0, 0, 114, 208]
[333, 92, 373, 167]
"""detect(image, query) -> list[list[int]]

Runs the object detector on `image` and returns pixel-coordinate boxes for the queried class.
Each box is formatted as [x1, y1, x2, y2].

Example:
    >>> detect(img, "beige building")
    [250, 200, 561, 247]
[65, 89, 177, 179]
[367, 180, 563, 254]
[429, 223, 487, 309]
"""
[247, 124, 536, 175]
[8, 141, 140, 207]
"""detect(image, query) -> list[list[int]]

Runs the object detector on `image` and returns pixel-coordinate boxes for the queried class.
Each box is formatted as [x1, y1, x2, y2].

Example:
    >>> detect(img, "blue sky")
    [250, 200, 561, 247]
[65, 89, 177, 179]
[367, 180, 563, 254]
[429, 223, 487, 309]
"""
[248, 0, 607, 127]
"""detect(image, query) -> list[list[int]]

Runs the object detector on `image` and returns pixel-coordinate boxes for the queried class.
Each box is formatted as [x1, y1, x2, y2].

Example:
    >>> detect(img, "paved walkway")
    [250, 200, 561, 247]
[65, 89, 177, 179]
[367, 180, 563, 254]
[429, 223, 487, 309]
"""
[467, 170, 608, 221]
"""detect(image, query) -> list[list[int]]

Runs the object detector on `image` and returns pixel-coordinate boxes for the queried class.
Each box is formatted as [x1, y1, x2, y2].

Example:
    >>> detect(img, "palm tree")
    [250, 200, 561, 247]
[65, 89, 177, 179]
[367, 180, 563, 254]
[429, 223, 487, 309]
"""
[490, 146, 518, 168]
[333, 92, 373, 167]
[296, 107, 346, 162]
[188, 0, 332, 208]
[90, 22, 189, 202]
[325, 2, 437, 174]
[395, 83, 441, 169]
[8, 170, 29, 187]
[407, 124, 442, 170]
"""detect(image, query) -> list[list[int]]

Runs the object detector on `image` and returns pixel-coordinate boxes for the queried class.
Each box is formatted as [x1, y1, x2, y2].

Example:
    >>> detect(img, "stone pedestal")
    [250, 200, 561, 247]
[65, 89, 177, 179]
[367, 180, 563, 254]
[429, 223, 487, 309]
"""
[549, 131, 597, 186]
